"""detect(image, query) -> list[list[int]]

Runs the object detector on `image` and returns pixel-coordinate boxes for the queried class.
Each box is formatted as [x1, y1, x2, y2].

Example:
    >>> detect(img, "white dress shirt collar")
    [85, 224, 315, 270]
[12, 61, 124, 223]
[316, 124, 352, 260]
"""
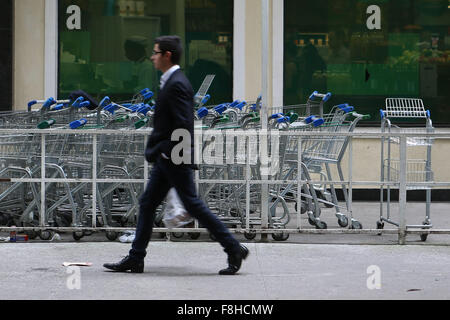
[160, 65, 180, 89]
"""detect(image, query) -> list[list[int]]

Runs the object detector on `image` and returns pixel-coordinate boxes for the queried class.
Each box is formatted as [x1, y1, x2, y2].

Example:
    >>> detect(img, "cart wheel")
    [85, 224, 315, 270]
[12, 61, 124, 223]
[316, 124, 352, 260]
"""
[420, 222, 430, 242]
[272, 232, 289, 241]
[315, 221, 327, 229]
[351, 220, 363, 229]
[317, 191, 334, 208]
[229, 209, 240, 217]
[209, 233, 217, 241]
[39, 230, 53, 241]
[171, 232, 184, 239]
[120, 218, 129, 227]
[294, 202, 306, 214]
[337, 216, 349, 228]
[308, 217, 316, 226]
[72, 231, 84, 241]
[188, 232, 201, 240]
[244, 231, 257, 240]
[324, 202, 334, 208]
[376, 221, 384, 235]
[106, 231, 118, 241]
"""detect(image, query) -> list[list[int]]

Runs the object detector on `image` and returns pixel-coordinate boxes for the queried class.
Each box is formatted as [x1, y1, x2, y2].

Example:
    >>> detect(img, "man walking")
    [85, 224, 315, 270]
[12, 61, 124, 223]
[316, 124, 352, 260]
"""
[103, 35, 248, 275]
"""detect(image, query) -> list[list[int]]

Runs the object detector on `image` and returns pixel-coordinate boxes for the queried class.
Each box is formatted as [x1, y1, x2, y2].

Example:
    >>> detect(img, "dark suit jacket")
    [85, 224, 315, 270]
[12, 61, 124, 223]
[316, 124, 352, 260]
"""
[144, 69, 195, 166]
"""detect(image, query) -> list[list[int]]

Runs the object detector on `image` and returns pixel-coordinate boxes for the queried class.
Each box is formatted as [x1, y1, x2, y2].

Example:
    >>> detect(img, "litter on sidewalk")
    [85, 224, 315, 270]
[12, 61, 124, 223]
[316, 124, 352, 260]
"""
[62, 262, 93, 267]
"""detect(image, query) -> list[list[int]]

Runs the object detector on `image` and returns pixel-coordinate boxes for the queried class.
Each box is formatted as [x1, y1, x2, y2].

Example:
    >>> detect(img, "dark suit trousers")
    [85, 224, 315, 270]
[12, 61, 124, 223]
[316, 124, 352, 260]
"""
[129, 156, 240, 260]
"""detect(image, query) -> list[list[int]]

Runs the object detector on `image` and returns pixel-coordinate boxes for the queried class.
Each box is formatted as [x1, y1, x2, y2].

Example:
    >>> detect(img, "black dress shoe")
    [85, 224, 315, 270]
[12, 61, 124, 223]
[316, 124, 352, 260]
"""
[103, 255, 144, 273]
[219, 245, 249, 275]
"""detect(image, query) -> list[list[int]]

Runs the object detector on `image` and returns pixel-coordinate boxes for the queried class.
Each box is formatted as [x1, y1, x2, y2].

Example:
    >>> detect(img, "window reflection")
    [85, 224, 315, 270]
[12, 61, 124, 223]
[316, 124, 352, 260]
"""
[58, 0, 233, 105]
[0, 0, 12, 111]
[285, 0, 450, 124]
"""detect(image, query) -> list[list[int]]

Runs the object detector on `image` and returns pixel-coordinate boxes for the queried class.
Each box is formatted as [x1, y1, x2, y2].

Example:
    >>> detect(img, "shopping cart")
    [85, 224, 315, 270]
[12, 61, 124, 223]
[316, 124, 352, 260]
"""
[0, 131, 42, 227]
[378, 98, 434, 241]
[302, 108, 370, 229]
[276, 103, 369, 229]
[193, 109, 297, 240]
[196, 99, 249, 128]
[272, 91, 331, 120]
[0, 89, 153, 239]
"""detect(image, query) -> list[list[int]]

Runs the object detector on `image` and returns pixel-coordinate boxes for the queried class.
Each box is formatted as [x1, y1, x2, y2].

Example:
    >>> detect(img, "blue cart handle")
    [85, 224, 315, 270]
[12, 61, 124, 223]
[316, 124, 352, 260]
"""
[337, 103, 354, 113]
[28, 100, 38, 111]
[43, 97, 57, 109]
[197, 107, 209, 119]
[214, 104, 227, 115]
[69, 118, 87, 129]
[143, 91, 154, 100]
[313, 117, 325, 127]
[28, 98, 71, 111]
[309, 91, 332, 102]
[270, 113, 284, 119]
[79, 101, 91, 108]
[309, 91, 318, 100]
[103, 104, 117, 115]
[229, 100, 240, 108]
[71, 96, 84, 108]
[202, 94, 211, 105]
[305, 115, 324, 127]
[234, 101, 246, 110]
[139, 88, 151, 95]
[276, 116, 289, 123]
[99, 96, 111, 108]
[137, 105, 152, 115]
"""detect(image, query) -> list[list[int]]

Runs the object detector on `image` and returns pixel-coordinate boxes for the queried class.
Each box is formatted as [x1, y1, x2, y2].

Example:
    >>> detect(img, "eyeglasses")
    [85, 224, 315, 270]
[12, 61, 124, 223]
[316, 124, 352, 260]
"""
[152, 50, 163, 55]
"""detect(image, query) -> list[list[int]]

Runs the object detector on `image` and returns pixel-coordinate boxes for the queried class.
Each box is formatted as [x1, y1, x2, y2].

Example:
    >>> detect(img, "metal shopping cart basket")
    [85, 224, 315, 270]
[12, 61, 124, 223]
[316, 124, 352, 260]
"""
[378, 98, 434, 241]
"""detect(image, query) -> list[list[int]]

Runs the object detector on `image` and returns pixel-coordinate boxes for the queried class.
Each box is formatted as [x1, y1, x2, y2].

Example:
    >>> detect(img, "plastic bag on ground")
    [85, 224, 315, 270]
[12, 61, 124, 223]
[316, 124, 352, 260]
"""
[119, 230, 135, 243]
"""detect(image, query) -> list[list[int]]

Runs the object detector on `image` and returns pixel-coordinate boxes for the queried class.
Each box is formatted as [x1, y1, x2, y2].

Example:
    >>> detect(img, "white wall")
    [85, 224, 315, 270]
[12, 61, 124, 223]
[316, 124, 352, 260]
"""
[13, 0, 45, 110]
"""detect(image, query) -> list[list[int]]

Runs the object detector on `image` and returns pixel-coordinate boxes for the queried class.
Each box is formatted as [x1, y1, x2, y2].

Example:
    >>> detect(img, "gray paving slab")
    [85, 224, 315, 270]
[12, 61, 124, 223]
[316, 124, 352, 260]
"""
[1, 241, 450, 300]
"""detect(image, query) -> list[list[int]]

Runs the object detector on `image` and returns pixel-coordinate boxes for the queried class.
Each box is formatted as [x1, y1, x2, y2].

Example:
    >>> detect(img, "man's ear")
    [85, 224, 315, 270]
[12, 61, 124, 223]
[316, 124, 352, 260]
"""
[165, 51, 172, 62]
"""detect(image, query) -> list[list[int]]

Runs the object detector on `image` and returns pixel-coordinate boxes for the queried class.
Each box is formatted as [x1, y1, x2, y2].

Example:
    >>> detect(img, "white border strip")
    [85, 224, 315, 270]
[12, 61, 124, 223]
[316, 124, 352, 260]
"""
[233, 0, 246, 100]
[45, 0, 58, 99]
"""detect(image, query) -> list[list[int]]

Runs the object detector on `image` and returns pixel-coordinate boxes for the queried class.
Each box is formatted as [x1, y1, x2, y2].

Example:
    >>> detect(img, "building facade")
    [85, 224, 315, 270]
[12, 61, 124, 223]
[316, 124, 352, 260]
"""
[4, 0, 450, 188]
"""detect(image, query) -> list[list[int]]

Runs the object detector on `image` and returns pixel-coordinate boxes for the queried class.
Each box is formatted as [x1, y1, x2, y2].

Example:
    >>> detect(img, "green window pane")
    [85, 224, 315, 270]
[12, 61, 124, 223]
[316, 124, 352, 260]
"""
[58, 0, 233, 105]
[284, 0, 450, 124]
[0, 0, 12, 111]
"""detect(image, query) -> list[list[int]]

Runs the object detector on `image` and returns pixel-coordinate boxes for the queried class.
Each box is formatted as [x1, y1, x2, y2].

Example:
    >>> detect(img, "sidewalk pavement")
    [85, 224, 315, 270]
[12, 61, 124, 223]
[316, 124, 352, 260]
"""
[1, 241, 450, 300]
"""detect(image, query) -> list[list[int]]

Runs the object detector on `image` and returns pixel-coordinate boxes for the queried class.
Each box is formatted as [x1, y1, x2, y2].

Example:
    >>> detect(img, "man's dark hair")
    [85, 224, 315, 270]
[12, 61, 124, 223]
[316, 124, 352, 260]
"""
[154, 35, 183, 65]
